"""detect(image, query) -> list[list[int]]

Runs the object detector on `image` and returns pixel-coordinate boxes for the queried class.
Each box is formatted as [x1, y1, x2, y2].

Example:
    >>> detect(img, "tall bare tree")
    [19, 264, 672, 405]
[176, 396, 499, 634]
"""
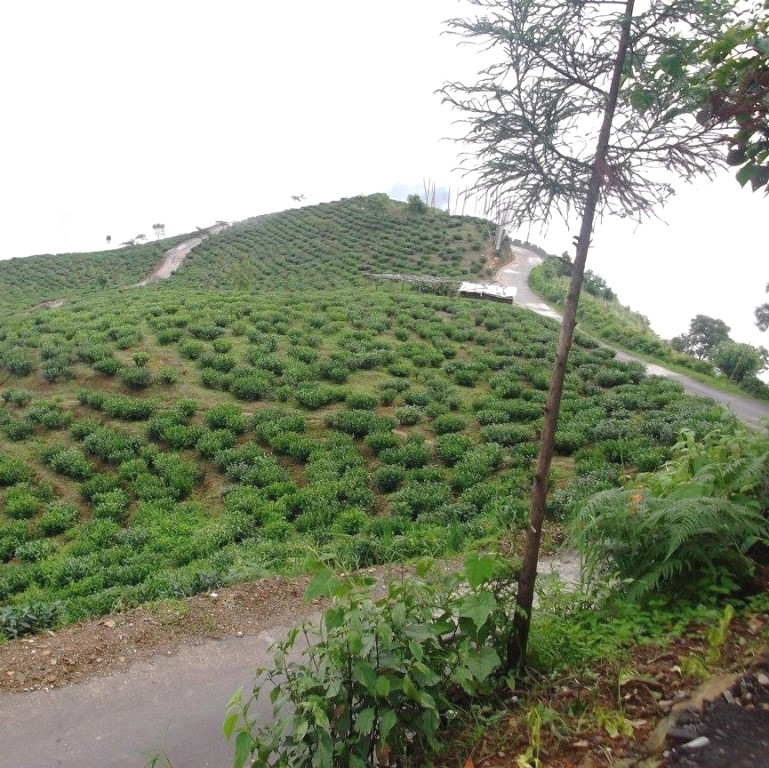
[441, 0, 732, 675]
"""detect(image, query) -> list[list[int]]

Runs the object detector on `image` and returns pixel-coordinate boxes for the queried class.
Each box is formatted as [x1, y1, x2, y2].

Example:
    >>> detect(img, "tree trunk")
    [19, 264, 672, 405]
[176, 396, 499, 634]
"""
[507, 0, 637, 677]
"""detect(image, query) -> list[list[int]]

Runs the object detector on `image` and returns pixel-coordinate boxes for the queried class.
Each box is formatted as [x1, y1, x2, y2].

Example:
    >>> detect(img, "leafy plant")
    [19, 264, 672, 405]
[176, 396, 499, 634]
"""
[571, 426, 769, 599]
[224, 554, 515, 768]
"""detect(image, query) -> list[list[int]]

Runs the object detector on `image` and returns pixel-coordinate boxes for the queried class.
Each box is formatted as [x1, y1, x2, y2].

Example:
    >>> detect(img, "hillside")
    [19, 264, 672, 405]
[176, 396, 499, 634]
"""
[0, 195, 734, 636]
[171, 194, 496, 292]
[0, 235, 194, 313]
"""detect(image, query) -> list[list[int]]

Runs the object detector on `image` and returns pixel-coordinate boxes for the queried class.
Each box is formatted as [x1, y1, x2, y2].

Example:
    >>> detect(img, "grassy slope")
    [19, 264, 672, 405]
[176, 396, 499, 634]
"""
[0, 234, 194, 313]
[0, 196, 731, 630]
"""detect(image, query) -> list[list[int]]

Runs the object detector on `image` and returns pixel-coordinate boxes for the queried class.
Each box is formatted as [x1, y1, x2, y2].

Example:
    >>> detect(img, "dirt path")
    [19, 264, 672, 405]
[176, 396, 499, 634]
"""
[130, 225, 227, 288]
[495, 247, 769, 429]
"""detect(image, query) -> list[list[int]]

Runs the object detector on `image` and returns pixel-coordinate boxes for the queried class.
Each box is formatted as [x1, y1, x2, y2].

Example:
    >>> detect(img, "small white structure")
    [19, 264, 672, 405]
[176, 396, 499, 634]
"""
[458, 282, 517, 303]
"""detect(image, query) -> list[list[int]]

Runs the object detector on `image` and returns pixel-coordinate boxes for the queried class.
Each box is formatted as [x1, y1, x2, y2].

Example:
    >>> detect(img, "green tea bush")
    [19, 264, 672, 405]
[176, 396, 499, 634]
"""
[28, 401, 72, 430]
[432, 413, 467, 435]
[3, 418, 34, 441]
[207, 403, 248, 433]
[344, 392, 378, 410]
[36, 501, 80, 536]
[196, 428, 237, 459]
[82, 425, 145, 464]
[0, 521, 29, 562]
[91, 489, 130, 523]
[295, 383, 343, 410]
[231, 372, 273, 401]
[4, 484, 44, 519]
[179, 340, 205, 360]
[436, 433, 475, 466]
[374, 464, 406, 492]
[0, 455, 31, 485]
[451, 444, 504, 491]
[41, 445, 94, 479]
[101, 394, 157, 420]
[2, 388, 32, 406]
[479, 423, 534, 447]
[395, 405, 423, 426]
[380, 435, 431, 469]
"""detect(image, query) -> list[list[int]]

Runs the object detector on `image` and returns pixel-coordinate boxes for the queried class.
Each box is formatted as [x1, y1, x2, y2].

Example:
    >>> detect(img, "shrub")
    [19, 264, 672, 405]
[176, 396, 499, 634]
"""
[0, 455, 31, 486]
[91, 489, 130, 523]
[157, 366, 179, 385]
[119, 365, 153, 390]
[327, 409, 378, 438]
[230, 372, 273, 401]
[4, 484, 44, 519]
[36, 501, 80, 536]
[436, 433, 475, 466]
[41, 446, 94, 479]
[1, 388, 32, 406]
[479, 423, 534, 447]
[224, 557, 515, 768]
[432, 413, 467, 435]
[295, 383, 343, 410]
[374, 464, 405, 492]
[196, 429, 237, 459]
[0, 601, 66, 640]
[345, 392, 378, 410]
[395, 405, 423, 425]
[206, 403, 248, 433]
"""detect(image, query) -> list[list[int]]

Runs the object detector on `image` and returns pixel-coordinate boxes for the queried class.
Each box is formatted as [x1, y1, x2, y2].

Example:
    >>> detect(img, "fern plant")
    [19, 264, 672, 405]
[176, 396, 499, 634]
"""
[570, 425, 769, 600]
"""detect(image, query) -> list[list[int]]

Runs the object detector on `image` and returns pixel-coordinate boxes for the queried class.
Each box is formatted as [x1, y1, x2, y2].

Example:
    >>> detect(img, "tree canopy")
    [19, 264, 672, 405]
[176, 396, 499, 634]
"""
[688, 2, 769, 193]
[671, 314, 732, 359]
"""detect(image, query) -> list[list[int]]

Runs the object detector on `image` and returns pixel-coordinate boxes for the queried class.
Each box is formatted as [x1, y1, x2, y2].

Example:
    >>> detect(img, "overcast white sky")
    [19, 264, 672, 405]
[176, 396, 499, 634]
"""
[0, 1, 766, 351]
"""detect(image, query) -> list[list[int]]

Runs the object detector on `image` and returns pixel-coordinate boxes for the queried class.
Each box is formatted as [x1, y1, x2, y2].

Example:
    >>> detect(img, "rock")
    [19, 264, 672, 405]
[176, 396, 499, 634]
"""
[681, 736, 710, 751]
[757, 673, 769, 686]
[667, 726, 699, 742]
[723, 689, 735, 704]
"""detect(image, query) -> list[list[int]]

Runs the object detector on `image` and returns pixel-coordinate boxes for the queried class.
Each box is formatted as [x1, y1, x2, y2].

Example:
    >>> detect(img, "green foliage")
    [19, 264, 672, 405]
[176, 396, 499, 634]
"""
[713, 340, 769, 382]
[224, 555, 515, 768]
[571, 425, 769, 599]
[0, 601, 66, 640]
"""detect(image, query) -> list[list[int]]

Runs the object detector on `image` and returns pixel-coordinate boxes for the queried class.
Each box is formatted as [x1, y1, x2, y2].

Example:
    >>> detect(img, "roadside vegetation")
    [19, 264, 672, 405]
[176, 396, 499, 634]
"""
[530, 255, 769, 400]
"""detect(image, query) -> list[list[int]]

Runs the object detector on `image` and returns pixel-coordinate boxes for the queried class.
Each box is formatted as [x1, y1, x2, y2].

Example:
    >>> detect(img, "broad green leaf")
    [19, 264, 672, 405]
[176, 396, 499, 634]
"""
[735, 164, 754, 188]
[352, 660, 377, 691]
[376, 675, 391, 697]
[409, 639, 424, 662]
[466, 647, 501, 683]
[355, 706, 376, 735]
[222, 711, 238, 741]
[379, 708, 397, 741]
[458, 591, 497, 630]
[233, 731, 253, 768]
[305, 567, 341, 601]
[464, 551, 496, 588]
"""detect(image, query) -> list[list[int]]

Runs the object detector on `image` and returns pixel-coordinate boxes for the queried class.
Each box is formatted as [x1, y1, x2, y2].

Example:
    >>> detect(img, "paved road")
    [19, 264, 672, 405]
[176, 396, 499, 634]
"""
[0, 553, 576, 768]
[496, 248, 769, 429]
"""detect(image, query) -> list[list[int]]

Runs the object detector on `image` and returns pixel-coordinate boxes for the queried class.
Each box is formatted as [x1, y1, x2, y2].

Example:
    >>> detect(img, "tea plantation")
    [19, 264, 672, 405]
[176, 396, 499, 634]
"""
[0, 195, 730, 636]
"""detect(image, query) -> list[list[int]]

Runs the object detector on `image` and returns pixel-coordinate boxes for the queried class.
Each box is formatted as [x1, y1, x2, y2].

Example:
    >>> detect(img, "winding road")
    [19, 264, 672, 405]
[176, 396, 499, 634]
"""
[495, 247, 769, 430]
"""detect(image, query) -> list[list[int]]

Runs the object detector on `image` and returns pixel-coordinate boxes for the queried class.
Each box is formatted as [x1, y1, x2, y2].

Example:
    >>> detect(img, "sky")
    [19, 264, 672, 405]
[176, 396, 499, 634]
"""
[0, 0, 766, 352]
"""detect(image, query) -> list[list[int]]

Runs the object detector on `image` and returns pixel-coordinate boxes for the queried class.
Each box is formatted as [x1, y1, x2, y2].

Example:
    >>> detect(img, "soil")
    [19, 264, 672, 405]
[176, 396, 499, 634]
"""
[2, 571, 767, 767]
[0, 575, 313, 694]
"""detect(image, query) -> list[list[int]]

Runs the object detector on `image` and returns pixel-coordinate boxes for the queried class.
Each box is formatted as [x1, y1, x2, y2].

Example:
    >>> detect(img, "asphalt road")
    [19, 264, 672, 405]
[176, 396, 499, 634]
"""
[496, 248, 769, 429]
